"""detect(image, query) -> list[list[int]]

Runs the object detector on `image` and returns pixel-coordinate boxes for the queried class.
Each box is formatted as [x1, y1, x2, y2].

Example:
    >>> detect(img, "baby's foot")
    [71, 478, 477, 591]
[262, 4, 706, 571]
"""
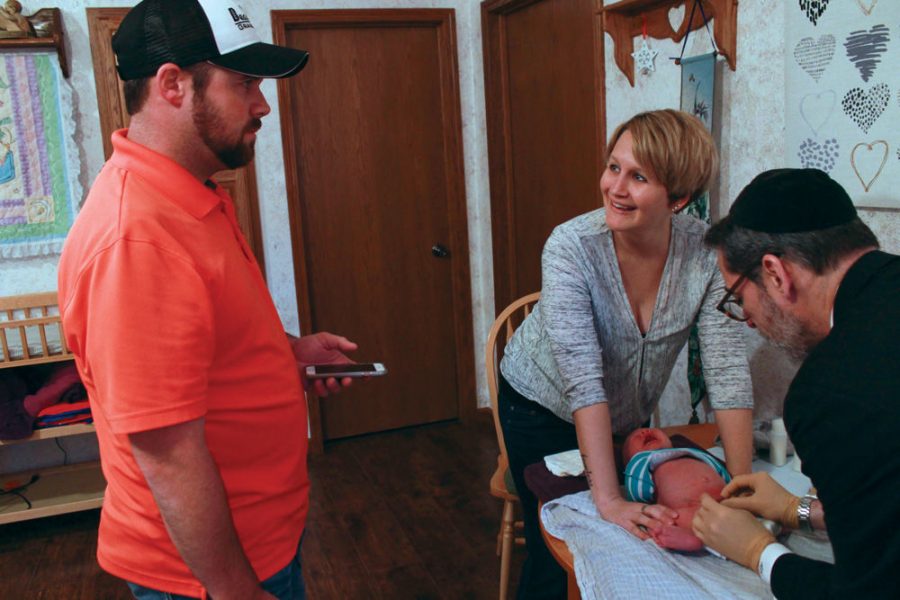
[651, 525, 704, 552]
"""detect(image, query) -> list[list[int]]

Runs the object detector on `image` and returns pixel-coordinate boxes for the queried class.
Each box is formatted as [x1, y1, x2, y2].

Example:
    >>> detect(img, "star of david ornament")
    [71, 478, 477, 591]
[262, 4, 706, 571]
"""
[632, 39, 659, 75]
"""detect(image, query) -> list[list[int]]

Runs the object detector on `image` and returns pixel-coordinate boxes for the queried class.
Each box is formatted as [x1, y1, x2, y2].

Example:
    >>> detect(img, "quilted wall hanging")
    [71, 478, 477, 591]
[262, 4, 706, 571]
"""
[786, 1, 899, 208]
[0, 52, 80, 258]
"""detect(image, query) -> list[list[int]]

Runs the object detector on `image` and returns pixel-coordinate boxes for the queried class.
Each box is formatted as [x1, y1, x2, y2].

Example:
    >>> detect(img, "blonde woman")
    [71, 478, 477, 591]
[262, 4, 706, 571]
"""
[498, 109, 754, 599]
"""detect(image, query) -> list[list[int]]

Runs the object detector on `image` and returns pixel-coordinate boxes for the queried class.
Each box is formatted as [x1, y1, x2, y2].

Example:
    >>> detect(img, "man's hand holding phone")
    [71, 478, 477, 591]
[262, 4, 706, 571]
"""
[304, 363, 386, 397]
[289, 332, 360, 397]
[305, 363, 387, 379]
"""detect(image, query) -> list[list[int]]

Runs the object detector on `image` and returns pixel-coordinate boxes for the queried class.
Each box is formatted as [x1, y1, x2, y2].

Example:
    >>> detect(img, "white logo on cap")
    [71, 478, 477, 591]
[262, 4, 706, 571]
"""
[196, 0, 261, 55]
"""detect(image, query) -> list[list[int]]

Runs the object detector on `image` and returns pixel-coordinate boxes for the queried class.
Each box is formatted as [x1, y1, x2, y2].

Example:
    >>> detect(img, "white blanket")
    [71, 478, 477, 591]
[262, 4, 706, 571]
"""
[542, 491, 773, 600]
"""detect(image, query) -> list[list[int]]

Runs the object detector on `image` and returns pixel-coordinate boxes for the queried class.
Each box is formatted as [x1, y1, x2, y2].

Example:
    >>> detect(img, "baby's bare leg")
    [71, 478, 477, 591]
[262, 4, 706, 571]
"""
[648, 459, 726, 551]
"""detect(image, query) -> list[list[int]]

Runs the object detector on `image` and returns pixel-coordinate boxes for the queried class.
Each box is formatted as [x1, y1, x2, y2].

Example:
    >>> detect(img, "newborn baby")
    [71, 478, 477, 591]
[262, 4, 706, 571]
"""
[622, 428, 731, 551]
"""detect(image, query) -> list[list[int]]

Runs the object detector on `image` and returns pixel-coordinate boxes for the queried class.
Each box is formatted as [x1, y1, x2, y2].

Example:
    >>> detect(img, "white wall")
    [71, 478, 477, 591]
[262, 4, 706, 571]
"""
[604, 0, 900, 427]
[6, 0, 496, 409]
[5, 0, 899, 420]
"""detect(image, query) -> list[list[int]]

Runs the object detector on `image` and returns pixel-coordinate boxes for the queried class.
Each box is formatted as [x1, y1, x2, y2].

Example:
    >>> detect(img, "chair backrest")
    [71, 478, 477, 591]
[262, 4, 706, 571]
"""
[486, 292, 541, 463]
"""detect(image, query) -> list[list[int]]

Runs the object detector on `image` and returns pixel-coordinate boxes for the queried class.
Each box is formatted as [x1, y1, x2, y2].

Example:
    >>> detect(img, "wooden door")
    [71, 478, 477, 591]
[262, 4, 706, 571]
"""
[273, 9, 475, 440]
[482, 0, 605, 312]
[86, 8, 266, 271]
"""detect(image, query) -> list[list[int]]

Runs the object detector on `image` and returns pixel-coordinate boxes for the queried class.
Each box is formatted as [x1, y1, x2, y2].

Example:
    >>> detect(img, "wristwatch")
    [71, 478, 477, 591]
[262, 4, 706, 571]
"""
[797, 494, 817, 533]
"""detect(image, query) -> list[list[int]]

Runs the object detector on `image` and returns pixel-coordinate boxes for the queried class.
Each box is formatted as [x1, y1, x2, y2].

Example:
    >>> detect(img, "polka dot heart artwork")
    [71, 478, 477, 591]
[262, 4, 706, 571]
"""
[842, 83, 889, 134]
[798, 138, 840, 173]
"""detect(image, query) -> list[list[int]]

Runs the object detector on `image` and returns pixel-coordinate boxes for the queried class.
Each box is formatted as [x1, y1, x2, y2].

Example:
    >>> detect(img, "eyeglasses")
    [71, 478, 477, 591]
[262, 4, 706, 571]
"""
[716, 272, 750, 322]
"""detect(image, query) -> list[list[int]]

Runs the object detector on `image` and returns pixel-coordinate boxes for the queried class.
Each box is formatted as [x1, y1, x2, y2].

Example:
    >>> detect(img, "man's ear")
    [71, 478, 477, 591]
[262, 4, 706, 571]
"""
[154, 63, 190, 108]
[759, 254, 797, 302]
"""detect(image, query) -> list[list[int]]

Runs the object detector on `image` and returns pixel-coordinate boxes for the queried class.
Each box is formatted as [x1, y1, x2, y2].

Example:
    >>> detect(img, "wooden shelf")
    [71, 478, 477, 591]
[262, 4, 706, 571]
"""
[0, 423, 95, 446]
[602, 0, 737, 86]
[0, 8, 68, 77]
[0, 461, 104, 525]
[0, 292, 98, 525]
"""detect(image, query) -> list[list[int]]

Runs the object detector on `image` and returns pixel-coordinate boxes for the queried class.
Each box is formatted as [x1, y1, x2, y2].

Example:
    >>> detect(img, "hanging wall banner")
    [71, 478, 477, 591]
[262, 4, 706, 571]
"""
[0, 53, 80, 258]
[680, 53, 717, 131]
[679, 51, 718, 423]
[785, 1, 899, 208]
[679, 52, 717, 223]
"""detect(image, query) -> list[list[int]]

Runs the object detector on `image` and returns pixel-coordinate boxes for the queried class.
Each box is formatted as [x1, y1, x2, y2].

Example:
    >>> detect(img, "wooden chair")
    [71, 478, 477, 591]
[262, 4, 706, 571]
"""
[486, 291, 541, 600]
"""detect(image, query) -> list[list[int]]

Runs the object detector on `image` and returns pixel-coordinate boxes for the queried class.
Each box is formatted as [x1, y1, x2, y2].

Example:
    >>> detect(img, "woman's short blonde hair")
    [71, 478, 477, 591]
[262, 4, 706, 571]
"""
[606, 109, 718, 205]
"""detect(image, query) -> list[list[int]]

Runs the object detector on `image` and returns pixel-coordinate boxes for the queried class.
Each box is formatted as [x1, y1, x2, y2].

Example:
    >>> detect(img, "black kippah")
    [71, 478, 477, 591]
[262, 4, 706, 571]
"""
[729, 169, 857, 233]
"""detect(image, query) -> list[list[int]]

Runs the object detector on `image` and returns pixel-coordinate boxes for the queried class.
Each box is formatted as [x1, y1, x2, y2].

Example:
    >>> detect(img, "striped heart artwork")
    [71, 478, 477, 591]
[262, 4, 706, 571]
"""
[794, 35, 835, 82]
[844, 24, 890, 82]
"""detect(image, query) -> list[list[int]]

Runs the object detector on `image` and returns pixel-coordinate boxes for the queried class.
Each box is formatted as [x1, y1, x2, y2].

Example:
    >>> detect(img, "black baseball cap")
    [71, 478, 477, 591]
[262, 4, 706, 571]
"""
[728, 168, 857, 233]
[112, 0, 309, 81]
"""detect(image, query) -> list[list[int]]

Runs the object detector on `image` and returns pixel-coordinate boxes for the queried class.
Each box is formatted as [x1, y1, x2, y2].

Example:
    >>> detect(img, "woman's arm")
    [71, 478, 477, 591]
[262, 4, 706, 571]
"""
[714, 407, 753, 475]
[696, 261, 755, 474]
[574, 402, 676, 538]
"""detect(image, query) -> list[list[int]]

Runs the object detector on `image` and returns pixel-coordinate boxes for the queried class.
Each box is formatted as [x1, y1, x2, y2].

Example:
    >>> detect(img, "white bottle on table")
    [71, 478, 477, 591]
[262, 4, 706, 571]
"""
[769, 418, 788, 467]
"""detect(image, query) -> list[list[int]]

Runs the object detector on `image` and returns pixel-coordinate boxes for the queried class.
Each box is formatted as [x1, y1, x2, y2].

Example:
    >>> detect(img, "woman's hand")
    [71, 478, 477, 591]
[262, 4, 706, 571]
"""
[596, 497, 677, 540]
[721, 472, 799, 526]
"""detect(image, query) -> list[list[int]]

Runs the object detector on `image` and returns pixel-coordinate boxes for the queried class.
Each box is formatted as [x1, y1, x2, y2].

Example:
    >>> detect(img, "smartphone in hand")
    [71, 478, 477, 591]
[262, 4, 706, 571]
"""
[305, 363, 387, 379]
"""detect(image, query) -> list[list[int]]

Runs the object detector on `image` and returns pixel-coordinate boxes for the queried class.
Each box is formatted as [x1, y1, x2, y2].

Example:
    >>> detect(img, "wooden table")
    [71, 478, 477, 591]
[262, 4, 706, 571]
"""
[539, 501, 580, 600]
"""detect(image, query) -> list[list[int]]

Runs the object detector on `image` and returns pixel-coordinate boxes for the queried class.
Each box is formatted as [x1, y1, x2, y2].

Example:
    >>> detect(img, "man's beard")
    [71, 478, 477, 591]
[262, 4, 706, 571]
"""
[191, 93, 260, 170]
[756, 291, 820, 362]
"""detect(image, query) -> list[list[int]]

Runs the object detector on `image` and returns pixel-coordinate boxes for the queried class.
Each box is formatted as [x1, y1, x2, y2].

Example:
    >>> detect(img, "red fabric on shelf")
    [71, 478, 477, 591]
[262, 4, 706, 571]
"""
[23, 363, 84, 417]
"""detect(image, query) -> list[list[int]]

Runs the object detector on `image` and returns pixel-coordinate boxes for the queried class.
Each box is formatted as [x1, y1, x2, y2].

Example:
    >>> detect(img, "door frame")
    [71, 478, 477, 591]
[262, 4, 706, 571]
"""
[481, 0, 607, 313]
[272, 9, 477, 449]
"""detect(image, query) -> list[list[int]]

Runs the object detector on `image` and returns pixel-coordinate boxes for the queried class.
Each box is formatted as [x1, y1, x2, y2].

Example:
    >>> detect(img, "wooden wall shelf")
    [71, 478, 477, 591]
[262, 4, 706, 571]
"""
[602, 0, 737, 86]
[0, 8, 68, 77]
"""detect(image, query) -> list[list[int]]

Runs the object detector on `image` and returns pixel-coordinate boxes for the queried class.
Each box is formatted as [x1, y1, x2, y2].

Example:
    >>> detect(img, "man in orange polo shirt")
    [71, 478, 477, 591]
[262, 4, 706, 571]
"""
[58, 2, 357, 599]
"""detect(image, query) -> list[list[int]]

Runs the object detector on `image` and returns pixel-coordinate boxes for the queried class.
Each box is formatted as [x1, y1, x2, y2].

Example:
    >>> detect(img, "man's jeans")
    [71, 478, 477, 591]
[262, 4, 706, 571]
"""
[127, 541, 306, 600]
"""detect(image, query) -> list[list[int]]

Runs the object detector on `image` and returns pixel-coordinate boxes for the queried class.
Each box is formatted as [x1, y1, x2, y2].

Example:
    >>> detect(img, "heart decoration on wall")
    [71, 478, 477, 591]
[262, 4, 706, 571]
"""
[842, 83, 890, 134]
[798, 138, 839, 173]
[800, 90, 836, 135]
[794, 35, 835, 82]
[844, 24, 890, 82]
[799, 0, 830, 26]
[668, 4, 685, 32]
[856, 0, 878, 16]
[850, 140, 888, 192]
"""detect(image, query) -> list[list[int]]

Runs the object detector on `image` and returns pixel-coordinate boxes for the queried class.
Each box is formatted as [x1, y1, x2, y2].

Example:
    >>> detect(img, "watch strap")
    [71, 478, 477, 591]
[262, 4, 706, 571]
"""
[797, 494, 817, 533]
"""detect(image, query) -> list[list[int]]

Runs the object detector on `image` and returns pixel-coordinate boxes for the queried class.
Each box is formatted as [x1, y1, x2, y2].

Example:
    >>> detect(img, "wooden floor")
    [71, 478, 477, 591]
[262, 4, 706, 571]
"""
[0, 416, 524, 599]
